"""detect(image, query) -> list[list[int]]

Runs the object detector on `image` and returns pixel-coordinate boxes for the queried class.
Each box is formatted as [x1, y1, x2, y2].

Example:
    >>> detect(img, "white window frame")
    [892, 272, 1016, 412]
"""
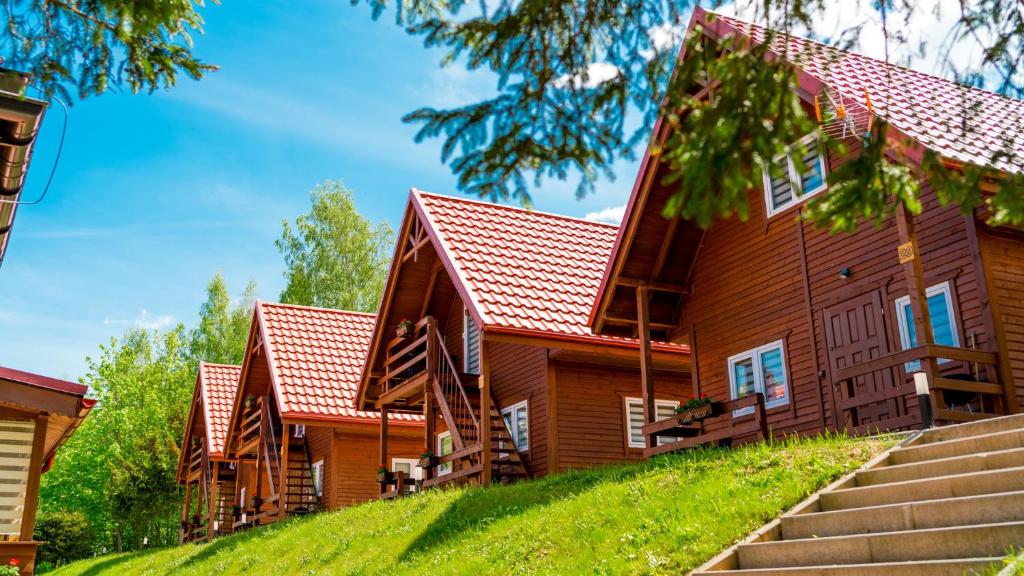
[437, 431, 453, 476]
[500, 400, 529, 453]
[895, 281, 960, 370]
[311, 459, 324, 498]
[727, 340, 791, 415]
[624, 397, 681, 449]
[391, 457, 423, 490]
[463, 308, 480, 375]
[762, 133, 828, 218]
[293, 424, 305, 438]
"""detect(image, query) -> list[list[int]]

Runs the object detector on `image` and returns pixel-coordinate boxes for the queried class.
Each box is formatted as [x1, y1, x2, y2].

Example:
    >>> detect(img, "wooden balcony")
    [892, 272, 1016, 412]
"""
[832, 344, 1007, 434]
[236, 398, 264, 455]
[643, 393, 769, 458]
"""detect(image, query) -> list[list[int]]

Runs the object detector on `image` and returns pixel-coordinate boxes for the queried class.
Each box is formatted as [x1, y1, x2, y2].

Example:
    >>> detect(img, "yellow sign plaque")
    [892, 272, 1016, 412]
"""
[897, 242, 916, 264]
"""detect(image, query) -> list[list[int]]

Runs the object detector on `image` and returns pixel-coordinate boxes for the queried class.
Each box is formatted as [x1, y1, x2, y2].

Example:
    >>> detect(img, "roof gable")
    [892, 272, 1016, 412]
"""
[198, 363, 240, 458]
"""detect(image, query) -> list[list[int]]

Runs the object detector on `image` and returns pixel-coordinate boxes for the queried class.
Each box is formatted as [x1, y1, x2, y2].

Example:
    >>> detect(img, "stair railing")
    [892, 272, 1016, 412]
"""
[428, 318, 480, 450]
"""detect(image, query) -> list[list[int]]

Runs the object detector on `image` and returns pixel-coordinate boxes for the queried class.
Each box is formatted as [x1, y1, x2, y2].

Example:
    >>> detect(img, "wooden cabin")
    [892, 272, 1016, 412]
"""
[589, 8, 1024, 456]
[0, 365, 93, 575]
[176, 362, 240, 543]
[355, 191, 691, 492]
[222, 301, 422, 529]
[0, 68, 47, 268]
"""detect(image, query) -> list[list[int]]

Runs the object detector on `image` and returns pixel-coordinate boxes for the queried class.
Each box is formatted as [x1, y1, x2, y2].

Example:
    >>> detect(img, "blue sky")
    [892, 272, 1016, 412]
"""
[0, 1, 640, 380]
[0, 0, 980, 381]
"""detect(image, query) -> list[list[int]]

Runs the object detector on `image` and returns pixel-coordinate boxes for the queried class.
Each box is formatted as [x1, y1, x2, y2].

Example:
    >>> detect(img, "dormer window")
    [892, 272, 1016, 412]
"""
[762, 133, 828, 217]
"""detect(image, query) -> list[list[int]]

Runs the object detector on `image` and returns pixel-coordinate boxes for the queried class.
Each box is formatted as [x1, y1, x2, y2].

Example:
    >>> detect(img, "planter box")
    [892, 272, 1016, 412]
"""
[676, 402, 717, 424]
[0, 541, 39, 575]
[418, 455, 437, 468]
[376, 470, 393, 483]
[396, 324, 413, 338]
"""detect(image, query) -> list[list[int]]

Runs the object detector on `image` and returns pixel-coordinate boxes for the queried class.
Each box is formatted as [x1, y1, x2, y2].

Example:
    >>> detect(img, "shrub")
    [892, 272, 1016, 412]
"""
[34, 510, 95, 567]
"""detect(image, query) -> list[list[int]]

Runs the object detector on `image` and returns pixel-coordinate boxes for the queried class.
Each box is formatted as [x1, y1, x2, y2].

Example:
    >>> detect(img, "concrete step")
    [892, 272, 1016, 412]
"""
[782, 490, 1024, 539]
[693, 557, 1000, 575]
[855, 446, 1024, 486]
[821, 466, 1024, 510]
[887, 429, 1024, 465]
[918, 413, 1024, 444]
[735, 521, 1024, 569]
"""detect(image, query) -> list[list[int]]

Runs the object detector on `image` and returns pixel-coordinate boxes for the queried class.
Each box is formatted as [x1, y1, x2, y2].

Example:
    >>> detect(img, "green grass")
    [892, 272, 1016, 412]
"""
[52, 434, 895, 576]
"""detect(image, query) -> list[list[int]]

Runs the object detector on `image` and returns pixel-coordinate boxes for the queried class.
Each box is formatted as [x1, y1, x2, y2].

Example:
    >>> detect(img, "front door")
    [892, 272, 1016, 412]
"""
[822, 289, 907, 432]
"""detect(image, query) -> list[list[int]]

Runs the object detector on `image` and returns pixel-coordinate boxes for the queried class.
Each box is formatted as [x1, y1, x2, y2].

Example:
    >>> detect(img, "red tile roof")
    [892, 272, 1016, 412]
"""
[414, 191, 687, 352]
[258, 302, 422, 423]
[0, 364, 88, 397]
[198, 362, 240, 458]
[707, 10, 1024, 174]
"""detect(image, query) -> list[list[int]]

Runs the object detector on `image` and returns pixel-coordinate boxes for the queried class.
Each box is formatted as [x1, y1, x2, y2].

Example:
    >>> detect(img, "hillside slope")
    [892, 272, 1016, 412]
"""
[52, 435, 894, 576]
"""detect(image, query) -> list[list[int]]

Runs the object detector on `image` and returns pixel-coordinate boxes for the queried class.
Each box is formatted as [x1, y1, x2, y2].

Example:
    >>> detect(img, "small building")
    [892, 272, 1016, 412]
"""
[0, 68, 48, 268]
[221, 301, 422, 529]
[176, 362, 240, 543]
[355, 191, 691, 492]
[589, 8, 1024, 455]
[0, 365, 93, 574]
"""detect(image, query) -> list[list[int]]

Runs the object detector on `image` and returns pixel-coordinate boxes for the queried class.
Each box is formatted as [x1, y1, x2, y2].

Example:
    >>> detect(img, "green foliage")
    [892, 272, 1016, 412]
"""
[50, 434, 894, 576]
[277, 181, 393, 312]
[1, 0, 217, 101]
[0, 565, 18, 576]
[40, 274, 256, 553]
[360, 0, 1024, 230]
[35, 510, 96, 567]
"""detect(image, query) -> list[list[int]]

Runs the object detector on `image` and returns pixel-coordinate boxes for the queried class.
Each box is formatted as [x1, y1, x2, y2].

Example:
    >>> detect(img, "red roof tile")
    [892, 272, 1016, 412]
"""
[198, 362, 240, 458]
[708, 10, 1024, 173]
[259, 302, 423, 423]
[414, 191, 687, 352]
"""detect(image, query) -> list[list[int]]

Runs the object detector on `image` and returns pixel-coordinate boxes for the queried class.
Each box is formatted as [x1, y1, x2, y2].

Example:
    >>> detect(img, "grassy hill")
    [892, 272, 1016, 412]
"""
[51, 434, 895, 576]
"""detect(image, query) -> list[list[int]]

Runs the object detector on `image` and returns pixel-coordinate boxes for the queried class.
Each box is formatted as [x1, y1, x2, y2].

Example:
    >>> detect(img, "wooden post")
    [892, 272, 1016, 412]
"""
[208, 466, 220, 539]
[278, 424, 290, 520]
[180, 482, 192, 543]
[379, 406, 389, 495]
[21, 414, 47, 542]
[688, 322, 700, 398]
[896, 203, 942, 414]
[636, 285, 656, 449]
[423, 383, 435, 484]
[253, 399, 265, 518]
[546, 358, 560, 475]
[479, 339, 492, 486]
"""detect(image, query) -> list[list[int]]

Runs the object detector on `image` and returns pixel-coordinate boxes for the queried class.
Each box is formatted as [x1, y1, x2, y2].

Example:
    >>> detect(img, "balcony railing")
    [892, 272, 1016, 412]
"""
[642, 393, 769, 457]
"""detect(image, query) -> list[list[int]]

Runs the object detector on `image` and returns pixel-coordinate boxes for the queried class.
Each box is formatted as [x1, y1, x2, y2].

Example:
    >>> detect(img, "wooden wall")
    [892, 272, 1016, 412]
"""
[330, 427, 422, 508]
[982, 227, 1024, 409]
[552, 362, 690, 471]
[488, 342, 550, 475]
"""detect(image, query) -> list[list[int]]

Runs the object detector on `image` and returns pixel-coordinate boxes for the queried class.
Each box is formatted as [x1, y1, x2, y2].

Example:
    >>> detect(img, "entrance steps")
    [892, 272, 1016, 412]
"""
[693, 412, 1024, 575]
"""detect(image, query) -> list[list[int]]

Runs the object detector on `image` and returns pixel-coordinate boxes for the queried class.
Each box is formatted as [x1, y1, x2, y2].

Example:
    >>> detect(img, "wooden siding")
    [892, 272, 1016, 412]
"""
[306, 426, 334, 509]
[332, 429, 422, 507]
[488, 342, 550, 475]
[983, 227, 1024, 408]
[553, 362, 690, 471]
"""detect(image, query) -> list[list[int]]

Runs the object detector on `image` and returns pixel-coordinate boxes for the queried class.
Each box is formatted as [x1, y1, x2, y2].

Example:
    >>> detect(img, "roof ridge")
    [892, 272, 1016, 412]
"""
[413, 189, 621, 230]
[258, 300, 378, 318]
[705, 9, 1024, 106]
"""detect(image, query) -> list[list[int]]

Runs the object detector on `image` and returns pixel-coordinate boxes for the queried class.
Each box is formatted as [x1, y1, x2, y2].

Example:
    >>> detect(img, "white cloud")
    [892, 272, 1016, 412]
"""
[585, 204, 627, 224]
[553, 62, 621, 90]
[641, 22, 686, 59]
[103, 309, 175, 331]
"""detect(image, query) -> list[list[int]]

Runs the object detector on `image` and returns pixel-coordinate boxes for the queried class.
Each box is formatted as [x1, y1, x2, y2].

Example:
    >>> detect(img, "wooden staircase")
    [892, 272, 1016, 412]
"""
[693, 413, 1024, 575]
[263, 429, 319, 517]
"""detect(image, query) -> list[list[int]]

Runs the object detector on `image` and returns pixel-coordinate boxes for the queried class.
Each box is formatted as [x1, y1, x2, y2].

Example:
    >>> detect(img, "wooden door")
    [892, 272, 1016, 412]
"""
[823, 290, 907, 432]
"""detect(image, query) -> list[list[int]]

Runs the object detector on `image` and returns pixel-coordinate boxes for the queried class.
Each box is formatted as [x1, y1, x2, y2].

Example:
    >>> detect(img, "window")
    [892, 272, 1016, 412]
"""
[311, 460, 324, 498]
[391, 458, 423, 490]
[500, 400, 529, 452]
[293, 424, 305, 438]
[762, 133, 828, 217]
[437, 432, 453, 475]
[625, 398, 681, 448]
[727, 341, 791, 414]
[464, 308, 480, 375]
[895, 281, 960, 371]
[0, 420, 33, 535]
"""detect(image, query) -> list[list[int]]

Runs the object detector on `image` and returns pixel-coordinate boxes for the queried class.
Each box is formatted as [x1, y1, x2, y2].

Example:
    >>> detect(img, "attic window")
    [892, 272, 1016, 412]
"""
[762, 133, 828, 217]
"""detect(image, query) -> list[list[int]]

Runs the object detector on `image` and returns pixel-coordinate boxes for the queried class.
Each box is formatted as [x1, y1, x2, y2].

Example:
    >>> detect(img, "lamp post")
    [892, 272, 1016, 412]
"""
[914, 371, 933, 429]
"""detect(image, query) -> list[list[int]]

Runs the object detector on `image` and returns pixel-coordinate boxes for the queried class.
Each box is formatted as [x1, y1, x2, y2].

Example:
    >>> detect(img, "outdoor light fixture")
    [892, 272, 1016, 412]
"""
[914, 371, 933, 429]
[838, 267, 851, 279]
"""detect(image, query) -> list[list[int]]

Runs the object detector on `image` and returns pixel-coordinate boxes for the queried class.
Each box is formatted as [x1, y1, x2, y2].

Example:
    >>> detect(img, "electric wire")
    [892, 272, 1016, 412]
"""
[0, 87, 68, 206]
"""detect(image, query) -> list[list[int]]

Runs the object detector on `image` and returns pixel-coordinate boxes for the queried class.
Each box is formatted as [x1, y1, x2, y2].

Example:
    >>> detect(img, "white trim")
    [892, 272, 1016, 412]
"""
[624, 397, 681, 448]
[500, 400, 529, 452]
[762, 133, 828, 218]
[437, 431, 453, 475]
[895, 281, 960, 370]
[391, 457, 423, 487]
[727, 340, 791, 415]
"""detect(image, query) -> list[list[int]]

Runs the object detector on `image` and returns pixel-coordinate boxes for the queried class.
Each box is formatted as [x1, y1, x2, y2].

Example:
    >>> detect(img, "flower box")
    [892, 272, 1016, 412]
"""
[676, 396, 718, 424]
[376, 469, 393, 483]
[418, 455, 437, 468]
[396, 320, 414, 338]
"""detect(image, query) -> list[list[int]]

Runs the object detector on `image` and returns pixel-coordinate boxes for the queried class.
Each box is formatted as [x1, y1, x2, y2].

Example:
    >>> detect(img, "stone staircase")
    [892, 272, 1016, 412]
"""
[693, 413, 1024, 575]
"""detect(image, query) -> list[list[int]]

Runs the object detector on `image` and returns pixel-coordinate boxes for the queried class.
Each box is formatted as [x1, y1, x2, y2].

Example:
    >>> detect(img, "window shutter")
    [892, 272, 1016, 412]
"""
[0, 420, 33, 535]
[798, 144, 825, 194]
[627, 400, 645, 447]
[464, 309, 480, 375]
[768, 160, 794, 210]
